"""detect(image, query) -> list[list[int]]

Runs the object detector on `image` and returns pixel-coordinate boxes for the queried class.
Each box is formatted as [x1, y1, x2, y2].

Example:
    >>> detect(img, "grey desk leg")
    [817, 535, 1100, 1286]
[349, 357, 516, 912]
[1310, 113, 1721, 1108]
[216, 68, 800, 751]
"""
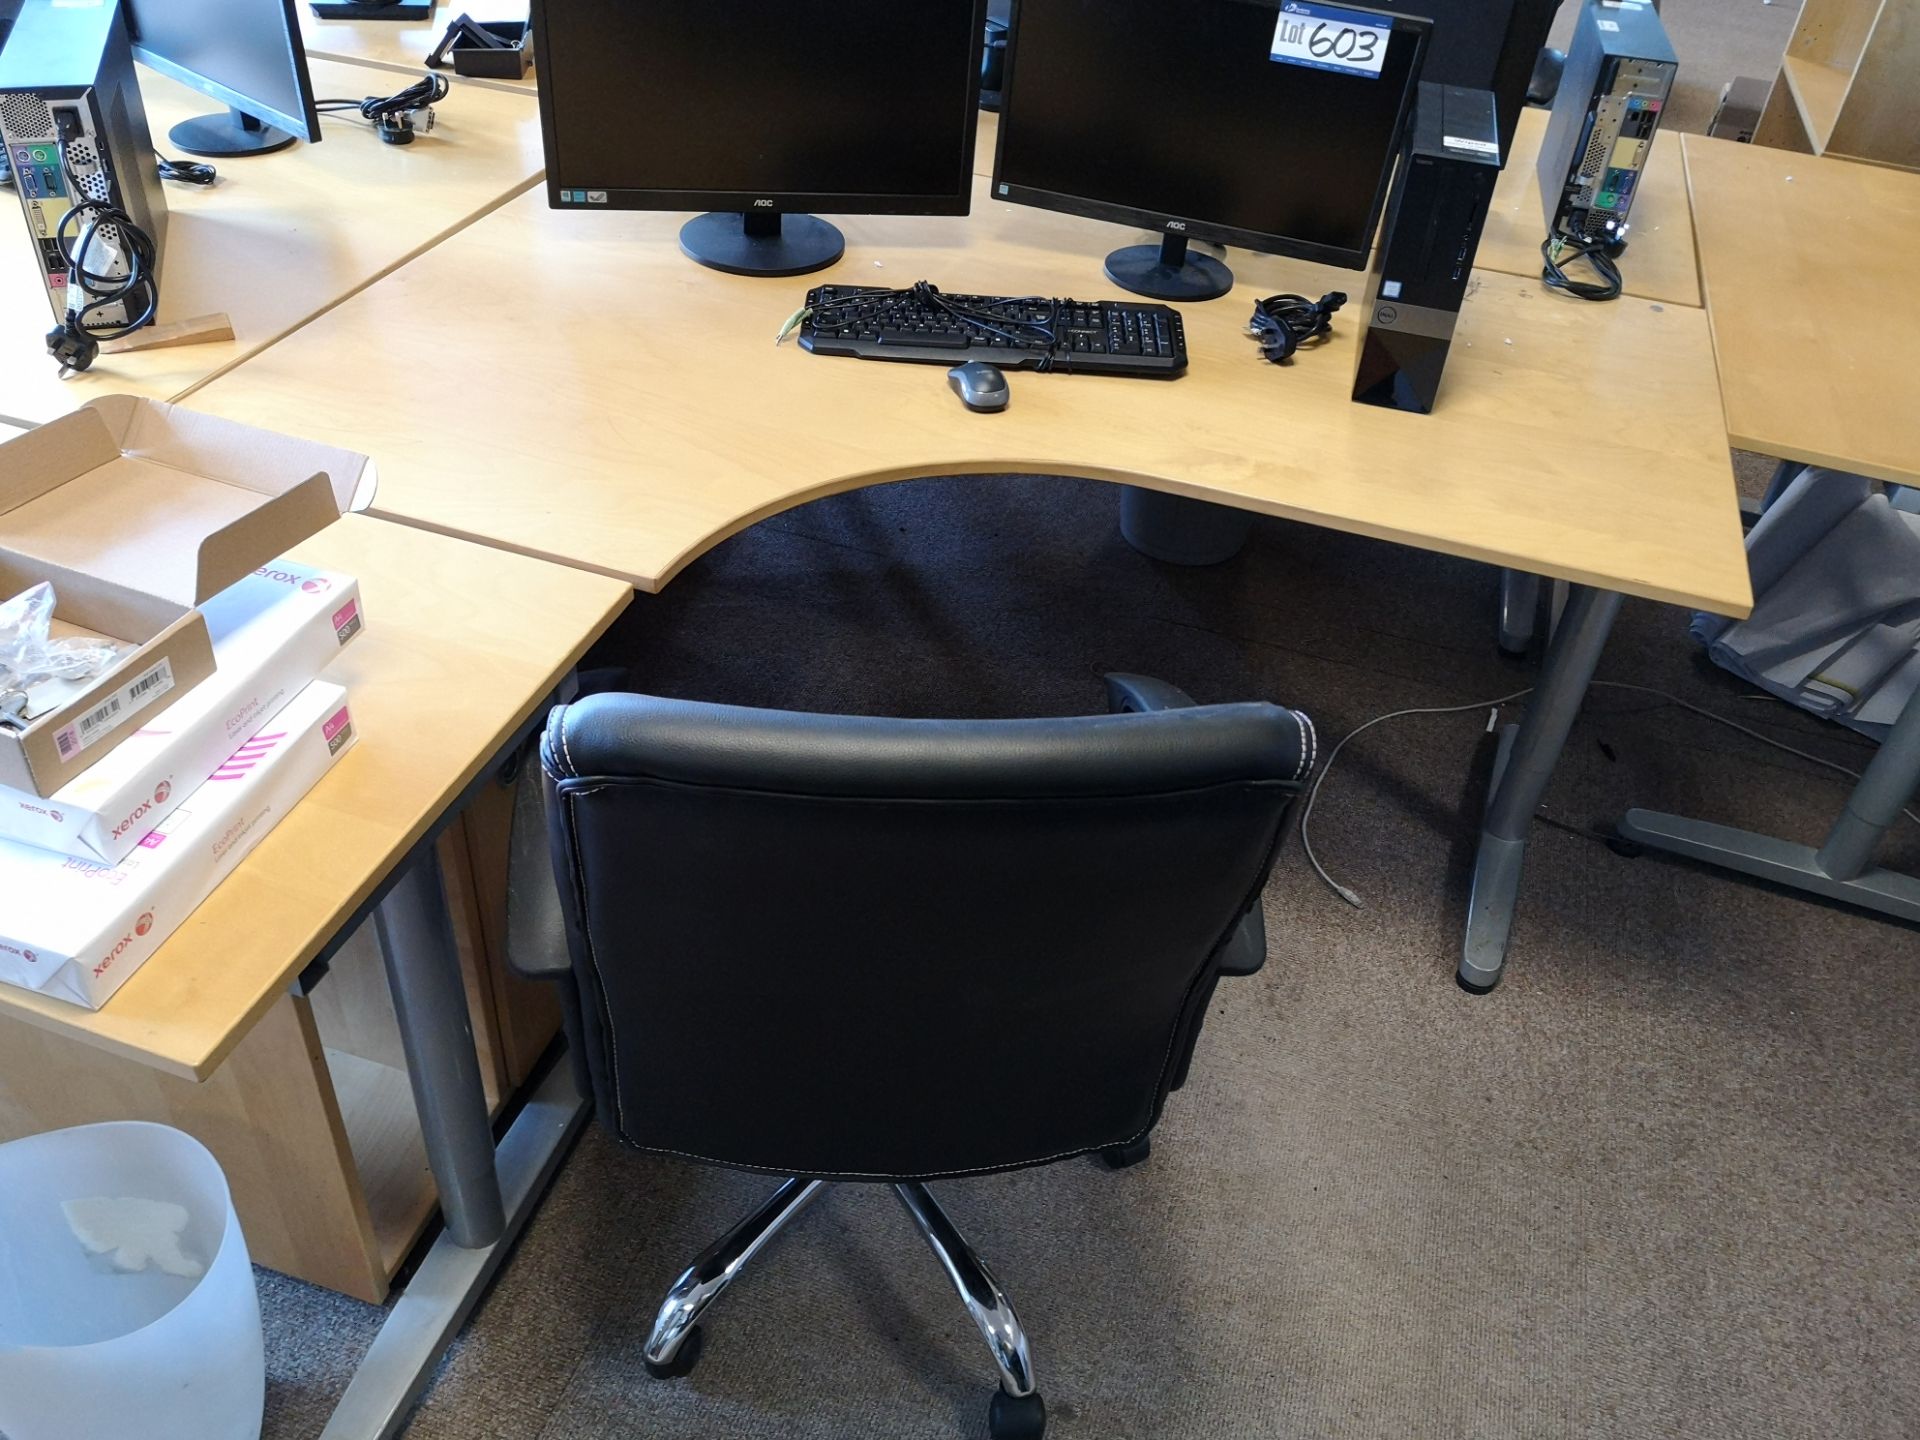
[319, 846, 590, 1440]
[1498, 569, 1541, 655]
[1617, 685, 1920, 923]
[1462, 584, 1624, 992]
[374, 855, 504, 1247]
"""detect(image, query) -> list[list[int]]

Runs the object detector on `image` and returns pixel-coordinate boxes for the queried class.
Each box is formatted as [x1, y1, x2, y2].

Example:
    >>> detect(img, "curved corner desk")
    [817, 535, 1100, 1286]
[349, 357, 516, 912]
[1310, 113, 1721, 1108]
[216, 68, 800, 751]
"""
[182, 172, 1752, 993]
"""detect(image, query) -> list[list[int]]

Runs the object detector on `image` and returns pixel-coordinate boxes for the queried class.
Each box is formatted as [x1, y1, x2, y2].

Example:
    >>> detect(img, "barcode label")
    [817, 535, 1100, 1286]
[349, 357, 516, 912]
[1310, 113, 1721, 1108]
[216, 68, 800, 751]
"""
[56, 697, 121, 758]
[51, 659, 176, 761]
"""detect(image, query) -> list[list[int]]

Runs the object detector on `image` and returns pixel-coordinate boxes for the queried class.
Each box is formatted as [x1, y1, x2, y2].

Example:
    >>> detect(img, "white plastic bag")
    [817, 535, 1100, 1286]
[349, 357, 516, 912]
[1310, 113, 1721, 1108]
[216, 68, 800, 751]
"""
[0, 583, 120, 691]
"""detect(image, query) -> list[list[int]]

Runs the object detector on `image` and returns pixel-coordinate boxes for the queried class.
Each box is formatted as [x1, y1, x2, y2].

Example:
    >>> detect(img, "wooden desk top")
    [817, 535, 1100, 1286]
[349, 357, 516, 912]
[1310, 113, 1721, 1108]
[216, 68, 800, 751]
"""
[1684, 134, 1920, 486]
[0, 515, 630, 1080]
[186, 173, 1748, 615]
[974, 106, 1701, 307]
[0, 56, 542, 428]
[300, 4, 538, 93]
[1478, 107, 1699, 308]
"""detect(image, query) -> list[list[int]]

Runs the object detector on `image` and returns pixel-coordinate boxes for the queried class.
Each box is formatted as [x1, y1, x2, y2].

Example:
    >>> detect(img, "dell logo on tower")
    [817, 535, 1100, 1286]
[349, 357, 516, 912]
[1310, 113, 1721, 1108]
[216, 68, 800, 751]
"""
[1165, 220, 1187, 231]
[752, 199, 775, 208]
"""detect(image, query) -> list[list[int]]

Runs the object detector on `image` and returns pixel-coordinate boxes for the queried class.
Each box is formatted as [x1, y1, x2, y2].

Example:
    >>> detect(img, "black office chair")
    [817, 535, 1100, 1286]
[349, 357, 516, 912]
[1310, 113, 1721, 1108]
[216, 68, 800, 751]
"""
[515, 676, 1315, 1438]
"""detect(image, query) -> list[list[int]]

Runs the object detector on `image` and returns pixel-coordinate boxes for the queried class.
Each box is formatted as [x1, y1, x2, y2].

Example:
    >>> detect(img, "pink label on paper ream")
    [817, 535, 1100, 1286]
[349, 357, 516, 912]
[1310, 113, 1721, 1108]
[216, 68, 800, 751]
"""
[323, 708, 351, 743]
[140, 830, 168, 850]
[332, 599, 359, 631]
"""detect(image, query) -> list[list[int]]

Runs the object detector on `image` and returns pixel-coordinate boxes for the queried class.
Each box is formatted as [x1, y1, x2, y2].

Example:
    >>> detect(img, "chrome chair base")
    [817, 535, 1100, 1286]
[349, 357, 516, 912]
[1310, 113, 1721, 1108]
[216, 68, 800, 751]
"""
[642, 1177, 1047, 1438]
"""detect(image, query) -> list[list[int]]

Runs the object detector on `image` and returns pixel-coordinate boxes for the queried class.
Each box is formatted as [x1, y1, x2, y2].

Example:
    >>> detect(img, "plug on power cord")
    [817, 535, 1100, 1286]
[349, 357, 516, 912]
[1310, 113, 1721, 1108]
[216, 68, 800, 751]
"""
[45, 193, 160, 376]
[1247, 291, 1347, 364]
[315, 72, 450, 146]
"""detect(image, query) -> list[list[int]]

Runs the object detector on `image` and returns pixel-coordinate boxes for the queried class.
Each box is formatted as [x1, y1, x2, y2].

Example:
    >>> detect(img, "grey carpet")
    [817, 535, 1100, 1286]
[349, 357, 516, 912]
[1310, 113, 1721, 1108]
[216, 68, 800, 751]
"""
[255, 8, 1920, 1436]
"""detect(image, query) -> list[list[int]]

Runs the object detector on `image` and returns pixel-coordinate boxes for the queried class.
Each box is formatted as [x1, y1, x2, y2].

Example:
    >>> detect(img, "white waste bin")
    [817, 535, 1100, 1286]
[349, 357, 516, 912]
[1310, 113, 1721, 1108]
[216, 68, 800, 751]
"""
[0, 1122, 265, 1440]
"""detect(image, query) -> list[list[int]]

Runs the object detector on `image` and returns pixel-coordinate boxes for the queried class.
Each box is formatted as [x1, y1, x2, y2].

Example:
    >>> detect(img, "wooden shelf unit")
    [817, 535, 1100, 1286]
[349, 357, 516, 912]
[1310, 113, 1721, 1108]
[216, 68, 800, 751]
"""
[1756, 0, 1920, 170]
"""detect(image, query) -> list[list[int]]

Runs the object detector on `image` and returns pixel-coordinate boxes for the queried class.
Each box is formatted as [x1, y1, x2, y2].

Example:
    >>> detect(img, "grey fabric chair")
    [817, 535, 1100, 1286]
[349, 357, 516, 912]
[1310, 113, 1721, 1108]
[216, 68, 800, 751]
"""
[512, 675, 1315, 1439]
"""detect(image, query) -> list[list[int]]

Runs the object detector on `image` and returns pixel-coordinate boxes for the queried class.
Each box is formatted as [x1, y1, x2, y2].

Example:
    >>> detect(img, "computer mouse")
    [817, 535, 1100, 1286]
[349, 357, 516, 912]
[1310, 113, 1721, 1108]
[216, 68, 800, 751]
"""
[947, 360, 1009, 413]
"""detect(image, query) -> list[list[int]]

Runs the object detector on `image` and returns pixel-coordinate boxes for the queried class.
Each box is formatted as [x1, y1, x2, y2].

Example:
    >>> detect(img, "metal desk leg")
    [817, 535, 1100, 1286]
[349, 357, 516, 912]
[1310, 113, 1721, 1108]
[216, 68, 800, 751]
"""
[376, 857, 504, 1247]
[1461, 585, 1624, 992]
[1498, 568, 1541, 655]
[318, 847, 590, 1440]
[1617, 685, 1920, 923]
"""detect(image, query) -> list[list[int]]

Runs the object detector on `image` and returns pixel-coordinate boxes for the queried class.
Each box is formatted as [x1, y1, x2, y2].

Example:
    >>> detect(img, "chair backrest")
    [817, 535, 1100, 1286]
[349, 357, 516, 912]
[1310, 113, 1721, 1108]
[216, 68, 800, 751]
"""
[542, 691, 1311, 1181]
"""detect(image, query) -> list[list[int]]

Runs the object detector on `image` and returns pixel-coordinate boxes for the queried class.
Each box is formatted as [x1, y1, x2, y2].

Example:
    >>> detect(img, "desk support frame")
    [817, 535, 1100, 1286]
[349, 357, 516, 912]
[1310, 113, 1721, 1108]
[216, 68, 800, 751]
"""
[1463, 584, 1623, 991]
[1616, 685, 1920, 924]
[314, 676, 589, 1440]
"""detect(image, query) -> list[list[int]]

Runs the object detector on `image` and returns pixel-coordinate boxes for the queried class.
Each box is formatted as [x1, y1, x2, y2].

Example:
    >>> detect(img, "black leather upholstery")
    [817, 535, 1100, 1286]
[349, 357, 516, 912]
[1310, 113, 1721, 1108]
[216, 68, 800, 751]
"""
[536, 682, 1314, 1181]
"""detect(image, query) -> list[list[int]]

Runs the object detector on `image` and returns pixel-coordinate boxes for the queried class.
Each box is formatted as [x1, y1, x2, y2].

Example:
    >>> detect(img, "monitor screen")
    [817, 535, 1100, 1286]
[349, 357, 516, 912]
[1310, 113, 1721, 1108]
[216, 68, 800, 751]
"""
[123, 0, 317, 141]
[535, 0, 988, 213]
[994, 0, 1427, 268]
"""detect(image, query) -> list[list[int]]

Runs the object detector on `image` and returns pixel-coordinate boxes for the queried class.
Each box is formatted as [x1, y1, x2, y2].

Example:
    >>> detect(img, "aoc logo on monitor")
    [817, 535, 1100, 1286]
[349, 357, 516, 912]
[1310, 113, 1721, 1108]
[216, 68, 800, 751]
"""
[752, 199, 775, 208]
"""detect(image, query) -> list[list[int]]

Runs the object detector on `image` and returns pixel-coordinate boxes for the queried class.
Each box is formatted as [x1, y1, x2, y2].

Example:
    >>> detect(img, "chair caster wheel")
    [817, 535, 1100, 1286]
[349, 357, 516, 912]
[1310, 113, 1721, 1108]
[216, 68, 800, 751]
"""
[643, 1325, 704, 1380]
[1098, 1136, 1151, 1170]
[988, 1388, 1047, 1439]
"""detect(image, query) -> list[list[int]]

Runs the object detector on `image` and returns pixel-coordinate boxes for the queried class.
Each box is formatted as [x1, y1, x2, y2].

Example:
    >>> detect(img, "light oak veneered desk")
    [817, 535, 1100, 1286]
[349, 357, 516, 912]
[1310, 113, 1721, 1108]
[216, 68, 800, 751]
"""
[184, 170, 1748, 992]
[0, 55, 542, 428]
[1683, 133, 1920, 487]
[1614, 136, 1920, 926]
[0, 512, 629, 1436]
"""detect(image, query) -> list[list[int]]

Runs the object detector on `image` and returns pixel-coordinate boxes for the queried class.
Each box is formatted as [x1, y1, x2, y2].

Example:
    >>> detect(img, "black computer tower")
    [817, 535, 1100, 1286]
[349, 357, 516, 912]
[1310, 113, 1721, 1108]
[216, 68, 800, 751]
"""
[1352, 83, 1501, 416]
[1537, 0, 1676, 245]
[1363, 0, 1561, 164]
[0, 0, 166, 331]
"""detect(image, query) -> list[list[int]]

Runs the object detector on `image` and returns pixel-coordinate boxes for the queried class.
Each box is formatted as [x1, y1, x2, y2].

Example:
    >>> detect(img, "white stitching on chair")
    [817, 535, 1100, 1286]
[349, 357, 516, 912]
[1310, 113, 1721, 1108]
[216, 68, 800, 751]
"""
[1292, 709, 1317, 782]
[557, 710, 578, 777]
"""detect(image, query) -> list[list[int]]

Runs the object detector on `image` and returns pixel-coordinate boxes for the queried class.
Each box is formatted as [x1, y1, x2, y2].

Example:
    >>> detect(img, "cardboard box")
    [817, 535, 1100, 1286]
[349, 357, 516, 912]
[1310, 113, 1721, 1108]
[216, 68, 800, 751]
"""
[0, 395, 374, 797]
[0, 558, 364, 865]
[0, 679, 359, 1010]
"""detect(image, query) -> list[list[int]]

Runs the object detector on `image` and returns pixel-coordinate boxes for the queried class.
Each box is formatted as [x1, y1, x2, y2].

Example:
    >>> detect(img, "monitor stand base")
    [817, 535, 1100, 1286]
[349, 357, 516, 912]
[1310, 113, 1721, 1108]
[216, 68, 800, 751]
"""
[169, 107, 297, 158]
[680, 211, 844, 278]
[1104, 233, 1232, 302]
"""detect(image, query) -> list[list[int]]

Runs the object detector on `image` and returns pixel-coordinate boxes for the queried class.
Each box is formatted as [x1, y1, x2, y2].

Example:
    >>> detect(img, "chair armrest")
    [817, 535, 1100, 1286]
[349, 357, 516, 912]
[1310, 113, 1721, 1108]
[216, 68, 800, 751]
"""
[505, 755, 572, 981]
[1104, 673, 1199, 714]
[1218, 906, 1267, 976]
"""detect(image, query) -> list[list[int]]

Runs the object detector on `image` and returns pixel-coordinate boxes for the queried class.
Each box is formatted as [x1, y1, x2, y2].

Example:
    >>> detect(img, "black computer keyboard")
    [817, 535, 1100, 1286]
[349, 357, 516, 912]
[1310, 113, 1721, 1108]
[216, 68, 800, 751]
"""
[798, 282, 1187, 379]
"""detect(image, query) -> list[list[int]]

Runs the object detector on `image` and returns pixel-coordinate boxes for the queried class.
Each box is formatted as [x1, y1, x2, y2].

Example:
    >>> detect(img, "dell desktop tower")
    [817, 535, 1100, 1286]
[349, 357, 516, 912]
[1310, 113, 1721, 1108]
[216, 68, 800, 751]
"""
[1352, 83, 1501, 416]
[0, 0, 166, 332]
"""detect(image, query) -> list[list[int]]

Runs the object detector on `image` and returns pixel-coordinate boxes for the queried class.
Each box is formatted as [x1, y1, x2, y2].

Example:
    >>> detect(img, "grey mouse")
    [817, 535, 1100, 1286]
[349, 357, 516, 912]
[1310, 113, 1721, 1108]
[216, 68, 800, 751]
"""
[947, 360, 1009, 413]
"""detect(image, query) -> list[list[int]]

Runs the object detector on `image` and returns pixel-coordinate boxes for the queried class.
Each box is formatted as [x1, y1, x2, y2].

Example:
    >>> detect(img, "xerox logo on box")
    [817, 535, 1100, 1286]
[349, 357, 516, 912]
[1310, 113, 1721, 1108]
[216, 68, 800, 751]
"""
[154, 781, 171, 805]
[94, 913, 156, 978]
[301, 577, 332, 594]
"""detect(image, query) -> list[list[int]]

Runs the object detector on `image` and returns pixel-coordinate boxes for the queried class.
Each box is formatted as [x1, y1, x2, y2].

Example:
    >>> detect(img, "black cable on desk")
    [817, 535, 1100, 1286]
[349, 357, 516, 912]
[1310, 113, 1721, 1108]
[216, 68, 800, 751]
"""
[1247, 291, 1346, 364]
[157, 155, 217, 185]
[1541, 234, 1623, 302]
